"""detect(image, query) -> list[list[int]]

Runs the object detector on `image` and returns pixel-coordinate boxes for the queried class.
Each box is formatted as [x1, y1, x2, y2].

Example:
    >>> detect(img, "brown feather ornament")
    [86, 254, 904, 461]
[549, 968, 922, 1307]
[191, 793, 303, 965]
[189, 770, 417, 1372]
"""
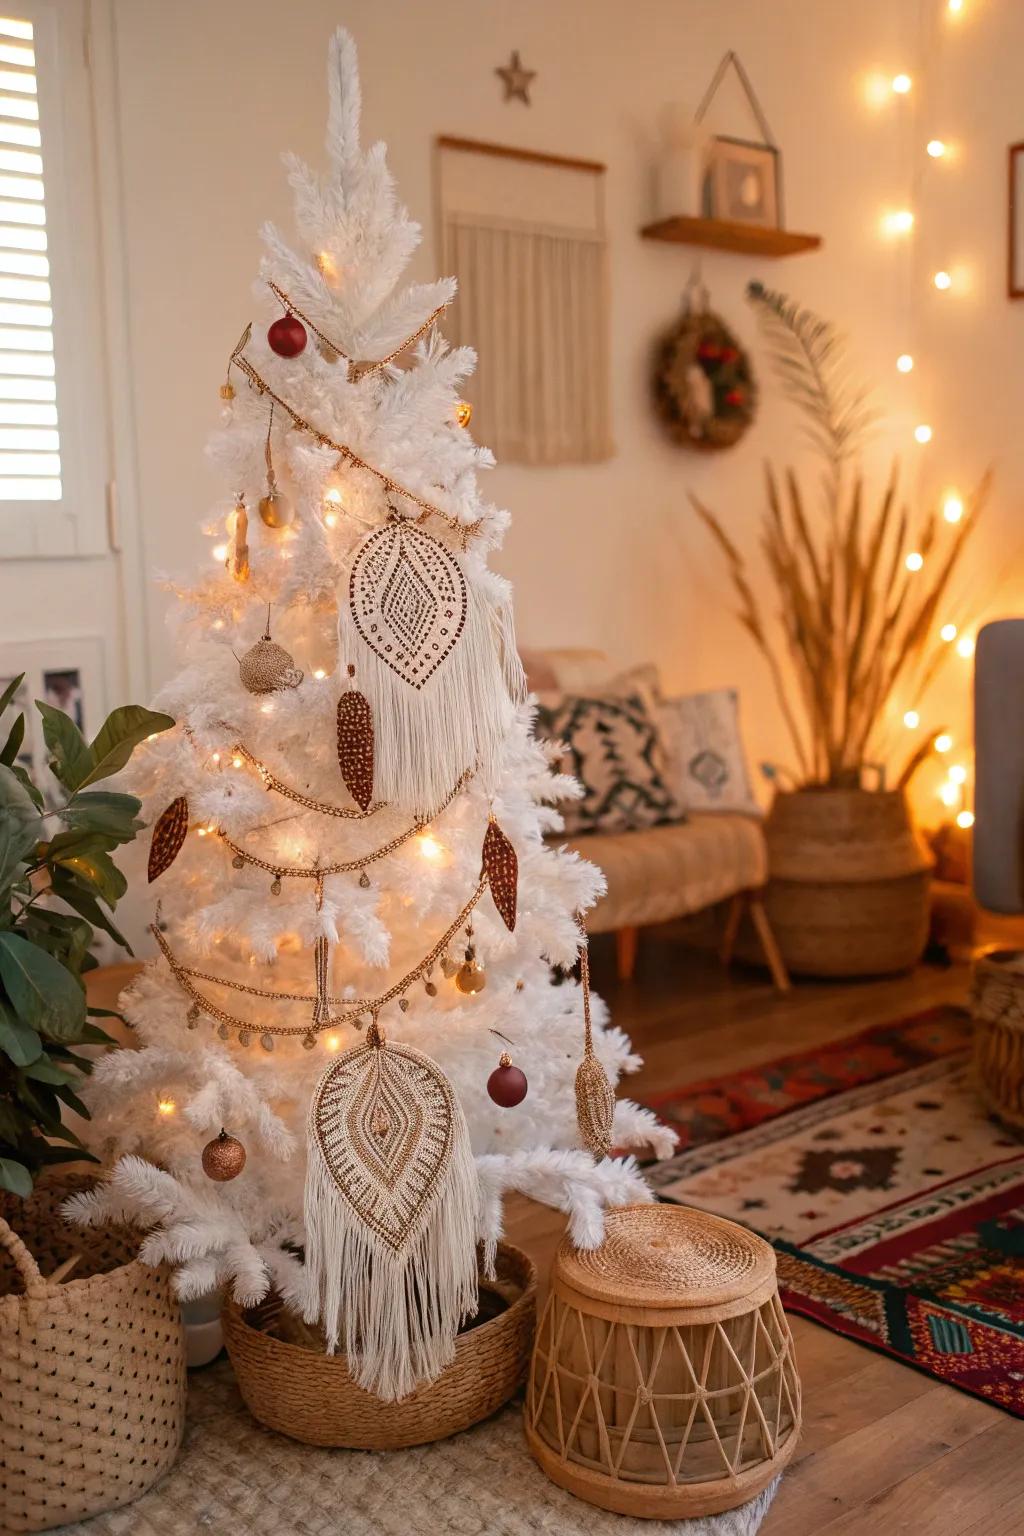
[574, 927, 615, 1159]
[148, 796, 190, 883]
[336, 665, 375, 811]
[482, 816, 517, 931]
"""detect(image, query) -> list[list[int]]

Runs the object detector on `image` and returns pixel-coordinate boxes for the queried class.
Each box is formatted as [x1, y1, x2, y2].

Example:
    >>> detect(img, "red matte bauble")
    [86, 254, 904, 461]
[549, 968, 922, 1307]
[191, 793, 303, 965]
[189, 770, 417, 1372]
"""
[267, 315, 307, 358]
[487, 1056, 528, 1108]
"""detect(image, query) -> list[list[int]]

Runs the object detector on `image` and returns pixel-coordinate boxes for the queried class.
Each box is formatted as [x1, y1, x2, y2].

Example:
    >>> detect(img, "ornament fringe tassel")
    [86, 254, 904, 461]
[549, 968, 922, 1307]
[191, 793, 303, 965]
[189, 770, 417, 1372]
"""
[303, 1032, 480, 1401]
[338, 559, 524, 815]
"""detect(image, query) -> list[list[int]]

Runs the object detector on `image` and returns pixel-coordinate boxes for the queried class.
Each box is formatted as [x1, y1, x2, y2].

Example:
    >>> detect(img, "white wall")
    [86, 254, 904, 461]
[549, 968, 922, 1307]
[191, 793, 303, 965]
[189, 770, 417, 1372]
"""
[106, 0, 1016, 808]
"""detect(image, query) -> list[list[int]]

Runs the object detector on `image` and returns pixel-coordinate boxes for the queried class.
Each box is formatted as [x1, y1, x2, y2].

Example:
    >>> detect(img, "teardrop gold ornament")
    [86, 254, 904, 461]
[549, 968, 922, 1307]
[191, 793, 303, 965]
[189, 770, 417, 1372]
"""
[237, 609, 303, 694]
[455, 956, 487, 995]
[482, 816, 517, 932]
[336, 666, 375, 811]
[148, 796, 190, 883]
[455, 401, 473, 428]
[258, 489, 295, 529]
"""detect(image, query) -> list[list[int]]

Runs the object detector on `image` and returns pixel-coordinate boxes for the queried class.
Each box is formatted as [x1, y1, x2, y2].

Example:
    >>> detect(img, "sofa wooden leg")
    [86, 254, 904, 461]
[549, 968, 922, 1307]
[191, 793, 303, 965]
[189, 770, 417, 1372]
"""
[748, 894, 792, 993]
[720, 893, 745, 967]
[615, 926, 639, 983]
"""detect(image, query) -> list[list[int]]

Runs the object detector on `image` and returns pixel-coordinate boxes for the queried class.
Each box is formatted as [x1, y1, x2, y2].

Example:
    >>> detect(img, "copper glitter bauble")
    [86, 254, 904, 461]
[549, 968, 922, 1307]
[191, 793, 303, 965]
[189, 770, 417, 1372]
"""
[201, 1129, 246, 1181]
[257, 489, 295, 529]
[267, 314, 307, 357]
[455, 957, 487, 995]
[487, 1054, 528, 1108]
[148, 796, 189, 883]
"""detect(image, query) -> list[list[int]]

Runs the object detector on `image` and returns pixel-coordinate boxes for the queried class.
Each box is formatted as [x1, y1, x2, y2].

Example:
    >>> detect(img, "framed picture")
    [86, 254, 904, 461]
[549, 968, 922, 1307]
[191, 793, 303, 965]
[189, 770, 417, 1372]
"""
[1009, 143, 1024, 297]
[704, 136, 781, 228]
[0, 635, 106, 806]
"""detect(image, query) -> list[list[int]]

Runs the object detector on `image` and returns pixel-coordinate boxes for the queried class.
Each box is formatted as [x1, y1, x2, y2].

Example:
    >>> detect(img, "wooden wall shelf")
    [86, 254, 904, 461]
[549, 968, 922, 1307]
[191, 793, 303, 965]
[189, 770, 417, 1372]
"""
[641, 216, 822, 258]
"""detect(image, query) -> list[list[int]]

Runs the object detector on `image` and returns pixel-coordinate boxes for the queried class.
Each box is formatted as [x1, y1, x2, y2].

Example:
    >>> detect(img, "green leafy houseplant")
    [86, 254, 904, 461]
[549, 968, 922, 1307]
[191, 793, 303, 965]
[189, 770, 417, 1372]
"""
[0, 677, 173, 1196]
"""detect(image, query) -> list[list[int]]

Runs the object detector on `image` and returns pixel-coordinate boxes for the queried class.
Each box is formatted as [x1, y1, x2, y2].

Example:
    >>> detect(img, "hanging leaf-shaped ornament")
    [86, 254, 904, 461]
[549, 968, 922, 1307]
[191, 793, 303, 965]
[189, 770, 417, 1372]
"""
[147, 796, 190, 883]
[336, 665, 374, 811]
[482, 816, 517, 931]
[304, 1023, 479, 1401]
[338, 516, 525, 814]
[348, 520, 467, 689]
[574, 927, 615, 1159]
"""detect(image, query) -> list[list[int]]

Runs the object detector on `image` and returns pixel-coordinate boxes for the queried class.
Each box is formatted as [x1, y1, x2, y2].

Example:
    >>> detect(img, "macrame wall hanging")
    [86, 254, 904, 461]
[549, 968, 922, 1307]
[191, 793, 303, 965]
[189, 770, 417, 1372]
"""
[437, 135, 611, 466]
[304, 1021, 479, 1401]
[337, 514, 523, 813]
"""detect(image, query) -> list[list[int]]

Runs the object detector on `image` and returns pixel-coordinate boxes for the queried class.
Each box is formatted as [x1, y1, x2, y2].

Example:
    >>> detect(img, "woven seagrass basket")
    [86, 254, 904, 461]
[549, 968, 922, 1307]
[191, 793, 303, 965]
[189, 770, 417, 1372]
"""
[0, 1176, 187, 1534]
[223, 1240, 536, 1449]
[525, 1204, 801, 1520]
[971, 947, 1024, 1133]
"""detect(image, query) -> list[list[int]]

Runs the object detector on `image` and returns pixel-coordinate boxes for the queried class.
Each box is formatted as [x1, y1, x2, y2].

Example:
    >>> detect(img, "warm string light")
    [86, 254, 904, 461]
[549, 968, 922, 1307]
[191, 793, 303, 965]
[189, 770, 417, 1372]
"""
[942, 493, 964, 523]
[896, 353, 914, 373]
[882, 209, 915, 237]
[212, 543, 228, 562]
[934, 269, 952, 290]
[957, 809, 975, 829]
[312, 668, 327, 680]
[913, 424, 933, 444]
[939, 782, 959, 806]
[891, 73, 912, 94]
[940, 623, 957, 643]
[948, 764, 968, 784]
[417, 832, 444, 862]
[927, 139, 947, 158]
[934, 733, 953, 753]
[905, 551, 924, 571]
[956, 635, 975, 658]
[157, 1098, 176, 1116]
[903, 710, 920, 729]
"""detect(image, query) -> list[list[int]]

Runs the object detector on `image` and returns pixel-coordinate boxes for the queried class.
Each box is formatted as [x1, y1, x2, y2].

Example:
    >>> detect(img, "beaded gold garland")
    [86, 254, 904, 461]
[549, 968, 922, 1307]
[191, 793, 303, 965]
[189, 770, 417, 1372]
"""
[150, 877, 487, 1044]
[265, 279, 451, 383]
[228, 344, 479, 545]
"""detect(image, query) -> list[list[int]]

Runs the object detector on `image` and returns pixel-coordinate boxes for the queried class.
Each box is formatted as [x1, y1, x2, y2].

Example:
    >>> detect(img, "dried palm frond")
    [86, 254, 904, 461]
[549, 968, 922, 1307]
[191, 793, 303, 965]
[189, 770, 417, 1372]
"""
[691, 288, 990, 790]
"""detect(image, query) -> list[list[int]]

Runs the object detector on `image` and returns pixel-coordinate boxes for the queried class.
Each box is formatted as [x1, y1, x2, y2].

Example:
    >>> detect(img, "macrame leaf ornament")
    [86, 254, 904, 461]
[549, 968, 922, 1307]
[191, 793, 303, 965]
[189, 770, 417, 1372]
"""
[338, 518, 524, 814]
[336, 669, 374, 811]
[482, 816, 517, 931]
[148, 796, 189, 883]
[304, 1028, 479, 1401]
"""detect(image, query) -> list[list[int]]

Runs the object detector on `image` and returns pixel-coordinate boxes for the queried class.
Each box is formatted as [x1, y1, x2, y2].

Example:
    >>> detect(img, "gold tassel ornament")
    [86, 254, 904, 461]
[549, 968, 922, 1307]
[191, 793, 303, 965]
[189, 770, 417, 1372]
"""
[574, 920, 616, 1159]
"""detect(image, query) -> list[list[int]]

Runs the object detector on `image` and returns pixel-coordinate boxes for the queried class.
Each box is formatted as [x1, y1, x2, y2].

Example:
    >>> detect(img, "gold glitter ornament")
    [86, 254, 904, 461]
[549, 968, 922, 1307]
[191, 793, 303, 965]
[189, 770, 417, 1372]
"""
[455, 956, 487, 995]
[201, 1129, 246, 1181]
[336, 664, 375, 811]
[455, 400, 473, 428]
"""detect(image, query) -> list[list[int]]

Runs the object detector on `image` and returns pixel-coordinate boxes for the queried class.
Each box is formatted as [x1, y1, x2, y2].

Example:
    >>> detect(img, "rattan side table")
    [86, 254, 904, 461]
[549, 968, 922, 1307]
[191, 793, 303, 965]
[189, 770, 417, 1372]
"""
[524, 1203, 801, 1519]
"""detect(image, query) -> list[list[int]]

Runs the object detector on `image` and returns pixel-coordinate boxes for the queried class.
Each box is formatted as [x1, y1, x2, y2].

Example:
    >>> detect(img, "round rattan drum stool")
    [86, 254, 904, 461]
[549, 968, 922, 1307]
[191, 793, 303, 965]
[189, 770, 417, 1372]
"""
[524, 1204, 801, 1520]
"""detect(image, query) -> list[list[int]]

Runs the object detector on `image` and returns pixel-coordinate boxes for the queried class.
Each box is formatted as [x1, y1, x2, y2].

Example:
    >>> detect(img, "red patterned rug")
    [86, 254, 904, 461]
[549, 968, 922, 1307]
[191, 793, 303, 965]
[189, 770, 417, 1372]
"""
[644, 1007, 1024, 1416]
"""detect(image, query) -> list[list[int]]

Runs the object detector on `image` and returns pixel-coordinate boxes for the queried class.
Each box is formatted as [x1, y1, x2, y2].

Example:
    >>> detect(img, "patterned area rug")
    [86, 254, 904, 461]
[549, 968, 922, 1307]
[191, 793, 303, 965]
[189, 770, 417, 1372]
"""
[646, 1007, 1024, 1417]
[54, 1362, 778, 1535]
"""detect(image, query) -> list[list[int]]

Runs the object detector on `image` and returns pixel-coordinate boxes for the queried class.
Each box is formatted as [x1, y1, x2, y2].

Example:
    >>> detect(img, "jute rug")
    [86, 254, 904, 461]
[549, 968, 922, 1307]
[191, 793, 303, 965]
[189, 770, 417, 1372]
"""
[55, 1361, 778, 1535]
[646, 1005, 1024, 1416]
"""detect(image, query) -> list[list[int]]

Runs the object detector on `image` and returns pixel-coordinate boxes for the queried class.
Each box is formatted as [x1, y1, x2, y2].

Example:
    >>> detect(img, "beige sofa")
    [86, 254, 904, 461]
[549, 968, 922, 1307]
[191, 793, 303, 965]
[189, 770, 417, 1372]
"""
[527, 649, 789, 990]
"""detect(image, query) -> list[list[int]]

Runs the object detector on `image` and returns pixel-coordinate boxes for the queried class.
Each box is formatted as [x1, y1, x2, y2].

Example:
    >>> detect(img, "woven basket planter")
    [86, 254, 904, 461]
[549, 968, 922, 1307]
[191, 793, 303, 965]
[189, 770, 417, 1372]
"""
[0, 1176, 187, 1534]
[971, 948, 1024, 1132]
[525, 1204, 801, 1520]
[760, 787, 933, 977]
[223, 1240, 536, 1448]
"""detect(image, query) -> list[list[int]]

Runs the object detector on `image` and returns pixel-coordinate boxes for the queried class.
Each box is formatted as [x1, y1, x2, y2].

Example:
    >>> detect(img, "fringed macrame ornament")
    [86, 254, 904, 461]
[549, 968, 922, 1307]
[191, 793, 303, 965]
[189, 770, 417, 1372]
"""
[336, 665, 374, 811]
[338, 516, 524, 813]
[574, 922, 616, 1159]
[148, 796, 189, 883]
[482, 816, 517, 931]
[304, 1021, 479, 1400]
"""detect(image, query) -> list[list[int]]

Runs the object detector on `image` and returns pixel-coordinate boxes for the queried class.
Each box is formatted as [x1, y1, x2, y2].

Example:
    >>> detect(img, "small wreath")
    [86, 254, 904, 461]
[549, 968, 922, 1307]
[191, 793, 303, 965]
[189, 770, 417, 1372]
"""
[654, 296, 757, 451]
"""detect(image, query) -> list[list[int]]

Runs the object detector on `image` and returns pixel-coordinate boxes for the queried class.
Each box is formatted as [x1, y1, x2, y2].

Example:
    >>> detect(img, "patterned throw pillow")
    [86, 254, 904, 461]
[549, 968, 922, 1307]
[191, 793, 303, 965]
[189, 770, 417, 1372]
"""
[537, 692, 685, 836]
[657, 688, 759, 814]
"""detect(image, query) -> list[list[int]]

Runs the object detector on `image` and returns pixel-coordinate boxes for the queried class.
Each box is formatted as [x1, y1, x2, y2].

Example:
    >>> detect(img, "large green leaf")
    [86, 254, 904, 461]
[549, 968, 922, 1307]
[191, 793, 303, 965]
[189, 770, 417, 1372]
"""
[23, 1056, 78, 1086]
[36, 701, 93, 792]
[48, 841, 125, 909]
[63, 790, 143, 843]
[0, 762, 42, 895]
[9, 762, 43, 811]
[0, 1156, 31, 1196]
[0, 931, 86, 1040]
[0, 997, 42, 1066]
[49, 868, 130, 951]
[79, 707, 175, 789]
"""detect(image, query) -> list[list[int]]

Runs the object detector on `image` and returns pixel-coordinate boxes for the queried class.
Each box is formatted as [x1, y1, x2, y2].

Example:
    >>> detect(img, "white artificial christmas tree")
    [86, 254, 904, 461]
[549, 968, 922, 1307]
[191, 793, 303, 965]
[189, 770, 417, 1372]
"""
[69, 30, 673, 1400]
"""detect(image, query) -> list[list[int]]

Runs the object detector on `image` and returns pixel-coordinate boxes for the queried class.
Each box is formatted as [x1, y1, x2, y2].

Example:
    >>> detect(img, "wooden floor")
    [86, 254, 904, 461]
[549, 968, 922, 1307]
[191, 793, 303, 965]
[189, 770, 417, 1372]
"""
[503, 924, 1024, 1535]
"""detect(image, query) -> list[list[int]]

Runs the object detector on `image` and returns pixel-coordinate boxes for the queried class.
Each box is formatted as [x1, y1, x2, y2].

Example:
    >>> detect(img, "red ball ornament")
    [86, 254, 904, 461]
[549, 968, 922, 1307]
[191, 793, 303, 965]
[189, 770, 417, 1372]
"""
[487, 1053, 528, 1108]
[267, 314, 307, 358]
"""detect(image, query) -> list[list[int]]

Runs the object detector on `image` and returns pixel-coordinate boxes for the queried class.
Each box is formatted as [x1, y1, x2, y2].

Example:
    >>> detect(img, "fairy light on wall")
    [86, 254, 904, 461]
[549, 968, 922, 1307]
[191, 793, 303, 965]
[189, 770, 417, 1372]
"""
[913, 424, 933, 444]
[926, 139, 947, 158]
[933, 269, 952, 289]
[934, 733, 953, 753]
[903, 709, 921, 728]
[956, 635, 975, 658]
[892, 72, 913, 93]
[896, 353, 914, 372]
[942, 492, 964, 522]
[882, 209, 915, 237]
[905, 550, 924, 571]
[940, 622, 957, 642]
